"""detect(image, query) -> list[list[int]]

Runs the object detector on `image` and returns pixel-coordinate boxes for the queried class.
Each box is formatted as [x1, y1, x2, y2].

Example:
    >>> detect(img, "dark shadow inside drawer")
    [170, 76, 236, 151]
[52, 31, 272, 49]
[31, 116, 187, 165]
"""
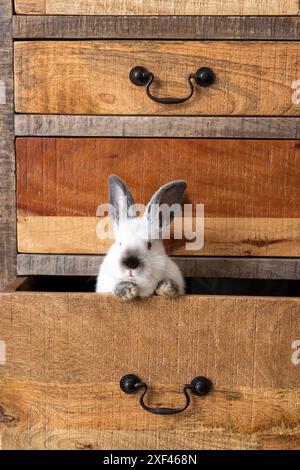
[16, 276, 300, 296]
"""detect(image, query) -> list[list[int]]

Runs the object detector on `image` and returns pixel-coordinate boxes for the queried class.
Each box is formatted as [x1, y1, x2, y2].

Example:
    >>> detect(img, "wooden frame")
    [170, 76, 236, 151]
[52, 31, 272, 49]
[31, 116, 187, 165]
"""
[0, 1, 16, 291]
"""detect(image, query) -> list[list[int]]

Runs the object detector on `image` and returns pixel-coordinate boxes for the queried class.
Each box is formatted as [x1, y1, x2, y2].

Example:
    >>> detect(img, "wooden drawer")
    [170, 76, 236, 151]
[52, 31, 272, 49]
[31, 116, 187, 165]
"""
[14, 41, 300, 116]
[16, 137, 300, 256]
[0, 277, 300, 449]
[14, 0, 300, 15]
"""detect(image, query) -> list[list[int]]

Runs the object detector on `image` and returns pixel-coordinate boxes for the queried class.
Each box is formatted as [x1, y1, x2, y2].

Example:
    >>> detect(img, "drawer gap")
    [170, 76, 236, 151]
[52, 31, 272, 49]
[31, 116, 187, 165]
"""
[12, 276, 300, 296]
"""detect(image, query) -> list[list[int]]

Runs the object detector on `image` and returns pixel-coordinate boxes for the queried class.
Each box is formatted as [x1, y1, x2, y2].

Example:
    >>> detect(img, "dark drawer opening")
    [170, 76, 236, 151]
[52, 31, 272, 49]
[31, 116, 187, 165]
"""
[15, 276, 300, 297]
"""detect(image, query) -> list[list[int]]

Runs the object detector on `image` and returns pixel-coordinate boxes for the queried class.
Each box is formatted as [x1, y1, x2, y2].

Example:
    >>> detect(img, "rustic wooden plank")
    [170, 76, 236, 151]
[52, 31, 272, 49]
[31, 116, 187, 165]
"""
[0, 293, 300, 449]
[16, 254, 300, 279]
[0, 428, 263, 450]
[16, 138, 300, 256]
[12, 15, 300, 40]
[17, 254, 102, 276]
[14, 0, 300, 15]
[17, 216, 108, 254]
[14, 41, 300, 116]
[14, 115, 300, 139]
[17, 216, 300, 256]
[15, 0, 46, 14]
[0, 1, 16, 291]
[16, 138, 300, 218]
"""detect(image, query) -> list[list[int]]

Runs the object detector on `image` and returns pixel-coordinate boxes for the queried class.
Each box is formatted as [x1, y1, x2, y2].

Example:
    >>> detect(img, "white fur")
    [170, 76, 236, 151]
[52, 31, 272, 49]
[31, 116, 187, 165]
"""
[96, 214, 184, 297]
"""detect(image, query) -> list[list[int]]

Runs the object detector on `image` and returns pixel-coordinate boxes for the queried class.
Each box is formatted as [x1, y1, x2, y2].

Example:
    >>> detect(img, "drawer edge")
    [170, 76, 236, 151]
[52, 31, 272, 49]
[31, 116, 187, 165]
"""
[13, 15, 300, 40]
[14, 116, 300, 139]
[17, 254, 300, 280]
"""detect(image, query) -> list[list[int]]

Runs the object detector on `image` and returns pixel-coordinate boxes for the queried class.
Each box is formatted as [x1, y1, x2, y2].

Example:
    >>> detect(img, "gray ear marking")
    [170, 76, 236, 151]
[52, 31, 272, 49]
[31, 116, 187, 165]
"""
[144, 180, 187, 232]
[108, 175, 136, 224]
[148, 180, 187, 208]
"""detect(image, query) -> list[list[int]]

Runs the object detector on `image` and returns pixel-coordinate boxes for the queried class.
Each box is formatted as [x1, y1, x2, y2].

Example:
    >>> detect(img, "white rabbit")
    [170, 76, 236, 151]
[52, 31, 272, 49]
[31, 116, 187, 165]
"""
[96, 175, 186, 300]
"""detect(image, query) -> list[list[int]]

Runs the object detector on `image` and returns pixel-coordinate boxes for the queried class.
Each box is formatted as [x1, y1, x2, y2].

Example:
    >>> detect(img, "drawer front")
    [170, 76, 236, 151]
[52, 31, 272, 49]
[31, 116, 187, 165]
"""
[14, 41, 300, 116]
[14, 0, 300, 15]
[0, 293, 299, 449]
[16, 137, 300, 256]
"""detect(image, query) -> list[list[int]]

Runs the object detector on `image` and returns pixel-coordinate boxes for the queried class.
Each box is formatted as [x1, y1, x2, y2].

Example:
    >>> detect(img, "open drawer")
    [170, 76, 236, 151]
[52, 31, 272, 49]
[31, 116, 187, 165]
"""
[0, 277, 300, 450]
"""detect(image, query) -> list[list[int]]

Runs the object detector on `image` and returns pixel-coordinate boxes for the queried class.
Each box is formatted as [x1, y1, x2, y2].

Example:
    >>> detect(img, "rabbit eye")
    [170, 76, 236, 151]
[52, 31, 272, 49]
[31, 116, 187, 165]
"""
[119, 242, 121, 246]
[147, 241, 152, 250]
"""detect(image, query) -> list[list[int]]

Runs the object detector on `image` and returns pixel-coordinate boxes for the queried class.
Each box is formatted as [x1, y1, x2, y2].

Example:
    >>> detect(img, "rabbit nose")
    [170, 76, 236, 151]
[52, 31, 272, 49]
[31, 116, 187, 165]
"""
[123, 255, 140, 270]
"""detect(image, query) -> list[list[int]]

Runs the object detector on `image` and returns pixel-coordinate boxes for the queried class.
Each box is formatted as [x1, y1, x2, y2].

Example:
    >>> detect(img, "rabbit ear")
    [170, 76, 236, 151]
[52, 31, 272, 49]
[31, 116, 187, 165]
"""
[143, 180, 187, 235]
[109, 175, 136, 225]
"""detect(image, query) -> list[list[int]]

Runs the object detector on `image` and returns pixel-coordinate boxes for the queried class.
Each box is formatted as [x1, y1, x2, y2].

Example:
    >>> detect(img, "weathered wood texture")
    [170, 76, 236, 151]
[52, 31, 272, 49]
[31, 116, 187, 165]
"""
[16, 138, 300, 256]
[12, 15, 300, 40]
[17, 216, 300, 256]
[17, 139, 300, 218]
[15, 115, 300, 139]
[1, 293, 300, 449]
[14, 0, 300, 15]
[0, 1, 16, 291]
[17, 254, 300, 279]
[14, 41, 300, 116]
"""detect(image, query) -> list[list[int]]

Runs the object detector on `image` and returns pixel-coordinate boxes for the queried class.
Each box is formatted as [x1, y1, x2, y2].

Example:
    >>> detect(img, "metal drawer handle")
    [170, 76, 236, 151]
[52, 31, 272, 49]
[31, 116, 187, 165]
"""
[120, 374, 212, 415]
[129, 66, 215, 105]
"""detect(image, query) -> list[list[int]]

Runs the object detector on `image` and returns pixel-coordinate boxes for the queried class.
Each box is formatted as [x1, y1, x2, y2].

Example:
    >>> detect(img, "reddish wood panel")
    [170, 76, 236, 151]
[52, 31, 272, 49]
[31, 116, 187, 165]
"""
[17, 138, 300, 218]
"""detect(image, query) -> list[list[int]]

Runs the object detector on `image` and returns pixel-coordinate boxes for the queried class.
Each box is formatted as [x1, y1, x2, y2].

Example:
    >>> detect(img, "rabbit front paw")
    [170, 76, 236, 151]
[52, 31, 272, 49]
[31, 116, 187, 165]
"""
[114, 281, 139, 300]
[155, 279, 179, 298]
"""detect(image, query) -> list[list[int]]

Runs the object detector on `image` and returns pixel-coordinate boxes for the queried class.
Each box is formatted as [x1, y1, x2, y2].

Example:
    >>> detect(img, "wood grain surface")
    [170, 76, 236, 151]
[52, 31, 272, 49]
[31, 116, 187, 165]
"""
[0, 0, 16, 291]
[16, 254, 300, 280]
[14, 41, 300, 116]
[16, 138, 300, 256]
[14, 0, 300, 15]
[16, 216, 300, 256]
[0, 292, 300, 449]
[15, 115, 300, 139]
[12, 15, 300, 40]
[17, 138, 300, 218]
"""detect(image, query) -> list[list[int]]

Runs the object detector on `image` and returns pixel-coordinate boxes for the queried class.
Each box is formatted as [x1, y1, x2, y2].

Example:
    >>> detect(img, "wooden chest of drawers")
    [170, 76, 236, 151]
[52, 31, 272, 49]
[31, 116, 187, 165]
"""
[0, 0, 300, 451]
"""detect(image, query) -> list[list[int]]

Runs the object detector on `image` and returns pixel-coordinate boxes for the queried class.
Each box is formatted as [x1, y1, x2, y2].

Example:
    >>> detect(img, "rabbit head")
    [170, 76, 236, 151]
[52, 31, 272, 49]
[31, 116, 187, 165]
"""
[107, 175, 186, 281]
